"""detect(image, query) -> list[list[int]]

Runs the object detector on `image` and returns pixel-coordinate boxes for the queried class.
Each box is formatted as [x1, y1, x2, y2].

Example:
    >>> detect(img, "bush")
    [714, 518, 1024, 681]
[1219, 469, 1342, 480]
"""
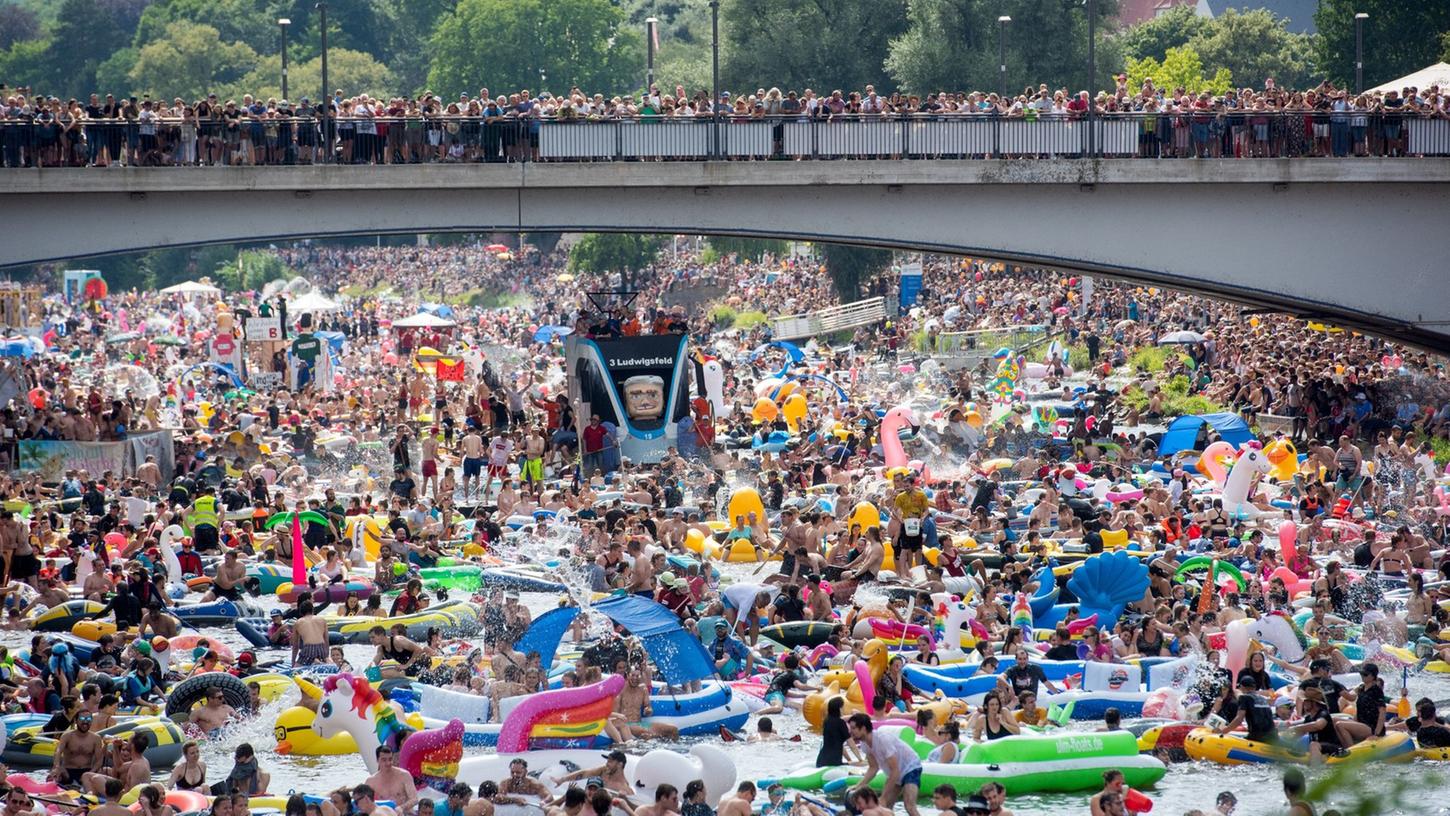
[710, 305, 738, 328]
[734, 310, 769, 329]
[1430, 435, 1450, 467]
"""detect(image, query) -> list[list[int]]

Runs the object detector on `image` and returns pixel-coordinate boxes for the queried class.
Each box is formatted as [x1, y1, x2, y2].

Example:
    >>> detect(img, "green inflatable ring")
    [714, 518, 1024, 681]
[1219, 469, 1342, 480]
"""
[1173, 556, 1247, 591]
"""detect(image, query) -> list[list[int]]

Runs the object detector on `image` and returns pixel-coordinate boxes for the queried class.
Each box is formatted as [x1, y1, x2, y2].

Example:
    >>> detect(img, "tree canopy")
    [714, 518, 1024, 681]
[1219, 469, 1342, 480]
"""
[1315, 0, 1450, 89]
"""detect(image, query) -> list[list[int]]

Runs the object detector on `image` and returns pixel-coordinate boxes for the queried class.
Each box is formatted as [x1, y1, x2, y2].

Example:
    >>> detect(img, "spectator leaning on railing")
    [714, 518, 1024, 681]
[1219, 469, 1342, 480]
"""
[1, 77, 1448, 168]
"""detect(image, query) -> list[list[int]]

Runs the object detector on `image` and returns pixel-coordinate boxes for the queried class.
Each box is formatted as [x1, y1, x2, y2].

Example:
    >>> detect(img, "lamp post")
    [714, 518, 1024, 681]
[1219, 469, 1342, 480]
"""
[1355, 12, 1369, 93]
[997, 16, 1011, 98]
[316, 3, 329, 161]
[1086, 0, 1097, 157]
[277, 18, 291, 100]
[645, 17, 658, 93]
[710, 0, 720, 159]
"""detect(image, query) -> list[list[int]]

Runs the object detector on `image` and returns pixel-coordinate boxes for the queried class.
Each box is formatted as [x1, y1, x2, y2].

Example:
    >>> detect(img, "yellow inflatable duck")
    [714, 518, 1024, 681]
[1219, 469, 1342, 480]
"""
[804, 640, 890, 729]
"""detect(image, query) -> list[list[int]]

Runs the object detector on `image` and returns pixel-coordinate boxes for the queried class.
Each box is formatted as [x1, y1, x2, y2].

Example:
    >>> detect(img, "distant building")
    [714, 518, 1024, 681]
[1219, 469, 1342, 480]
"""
[1116, 0, 1318, 34]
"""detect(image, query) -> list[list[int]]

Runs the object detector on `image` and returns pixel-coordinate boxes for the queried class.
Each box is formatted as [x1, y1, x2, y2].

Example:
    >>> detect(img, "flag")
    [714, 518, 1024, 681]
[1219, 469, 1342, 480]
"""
[436, 359, 465, 382]
[291, 512, 306, 588]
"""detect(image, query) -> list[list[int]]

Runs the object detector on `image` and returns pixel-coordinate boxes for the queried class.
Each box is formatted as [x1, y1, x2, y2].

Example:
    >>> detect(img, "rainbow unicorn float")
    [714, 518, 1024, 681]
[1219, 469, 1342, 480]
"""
[315, 673, 736, 801]
[315, 674, 465, 792]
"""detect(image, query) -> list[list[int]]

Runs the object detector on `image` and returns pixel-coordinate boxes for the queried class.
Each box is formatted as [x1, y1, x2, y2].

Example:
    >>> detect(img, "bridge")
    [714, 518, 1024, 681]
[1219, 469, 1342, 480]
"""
[3, 158, 1449, 350]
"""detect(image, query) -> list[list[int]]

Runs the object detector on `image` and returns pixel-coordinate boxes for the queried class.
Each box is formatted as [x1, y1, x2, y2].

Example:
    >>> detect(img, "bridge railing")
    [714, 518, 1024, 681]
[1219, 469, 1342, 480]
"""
[2, 112, 1448, 167]
[772, 297, 887, 340]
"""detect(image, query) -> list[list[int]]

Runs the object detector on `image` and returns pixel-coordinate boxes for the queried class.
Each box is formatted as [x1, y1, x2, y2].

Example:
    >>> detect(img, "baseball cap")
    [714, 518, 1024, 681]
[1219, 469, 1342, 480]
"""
[603, 750, 627, 763]
[585, 777, 603, 789]
[1273, 695, 1294, 708]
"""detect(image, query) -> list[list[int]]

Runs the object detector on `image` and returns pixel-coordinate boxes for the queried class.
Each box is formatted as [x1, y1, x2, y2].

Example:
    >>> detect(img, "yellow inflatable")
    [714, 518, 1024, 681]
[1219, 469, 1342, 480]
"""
[724, 538, 764, 563]
[804, 641, 966, 731]
[727, 488, 767, 526]
[275, 705, 361, 755]
[1100, 529, 1129, 549]
[346, 515, 386, 560]
[1264, 438, 1299, 482]
[782, 393, 808, 433]
[684, 528, 721, 559]
[1184, 727, 1414, 766]
[751, 398, 779, 423]
[849, 501, 883, 532]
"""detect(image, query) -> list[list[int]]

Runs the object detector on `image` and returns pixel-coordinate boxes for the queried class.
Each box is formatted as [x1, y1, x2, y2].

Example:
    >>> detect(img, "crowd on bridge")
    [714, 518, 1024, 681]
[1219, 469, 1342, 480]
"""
[2, 72, 1449, 167]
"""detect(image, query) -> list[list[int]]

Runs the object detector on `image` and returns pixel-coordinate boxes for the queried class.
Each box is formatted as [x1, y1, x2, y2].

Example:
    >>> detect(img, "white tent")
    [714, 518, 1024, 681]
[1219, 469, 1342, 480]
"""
[392, 312, 457, 329]
[159, 280, 221, 295]
[290, 291, 342, 312]
[1369, 62, 1450, 94]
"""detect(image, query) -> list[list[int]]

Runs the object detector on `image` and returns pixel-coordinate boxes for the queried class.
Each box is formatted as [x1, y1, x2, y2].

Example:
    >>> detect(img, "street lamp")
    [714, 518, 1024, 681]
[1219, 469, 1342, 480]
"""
[277, 18, 291, 100]
[710, 0, 720, 159]
[645, 17, 658, 93]
[1085, 0, 1098, 156]
[1355, 12, 1369, 93]
[316, 3, 329, 161]
[997, 16, 1011, 98]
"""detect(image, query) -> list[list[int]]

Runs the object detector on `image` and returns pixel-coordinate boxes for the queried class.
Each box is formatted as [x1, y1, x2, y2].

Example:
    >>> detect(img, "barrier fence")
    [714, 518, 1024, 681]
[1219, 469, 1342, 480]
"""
[772, 297, 888, 341]
[2, 112, 1448, 167]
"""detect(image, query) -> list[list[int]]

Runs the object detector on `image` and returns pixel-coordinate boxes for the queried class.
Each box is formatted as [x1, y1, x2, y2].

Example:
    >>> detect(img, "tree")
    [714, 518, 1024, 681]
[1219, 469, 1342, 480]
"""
[568, 233, 665, 289]
[0, 5, 41, 51]
[721, 0, 907, 94]
[707, 237, 788, 263]
[886, 0, 1119, 96]
[1443, 30, 1450, 64]
[128, 22, 257, 102]
[134, 0, 275, 55]
[235, 49, 395, 102]
[40, 0, 125, 99]
[0, 40, 52, 91]
[1315, 0, 1450, 89]
[1187, 9, 1316, 91]
[1125, 46, 1233, 96]
[820, 244, 890, 304]
[374, 0, 459, 94]
[428, 0, 643, 99]
[1115, 4, 1209, 64]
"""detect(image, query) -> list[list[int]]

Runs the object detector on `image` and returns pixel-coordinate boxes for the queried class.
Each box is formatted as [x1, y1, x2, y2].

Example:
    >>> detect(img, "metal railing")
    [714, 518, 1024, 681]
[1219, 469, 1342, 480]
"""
[929, 324, 1052, 370]
[2, 112, 1448, 167]
[772, 296, 887, 340]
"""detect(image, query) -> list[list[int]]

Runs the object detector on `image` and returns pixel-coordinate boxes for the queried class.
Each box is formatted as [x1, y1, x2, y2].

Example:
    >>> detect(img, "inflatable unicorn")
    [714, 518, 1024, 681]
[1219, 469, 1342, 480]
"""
[1221, 612, 1308, 679]
[1222, 445, 1274, 518]
[987, 349, 1021, 404]
[316, 673, 736, 803]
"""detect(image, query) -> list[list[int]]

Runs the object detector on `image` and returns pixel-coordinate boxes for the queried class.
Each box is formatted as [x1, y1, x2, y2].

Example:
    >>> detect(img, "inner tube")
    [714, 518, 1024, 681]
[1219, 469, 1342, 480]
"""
[235, 618, 274, 650]
[28, 600, 105, 632]
[165, 672, 254, 719]
[1173, 557, 1248, 591]
[277, 579, 375, 604]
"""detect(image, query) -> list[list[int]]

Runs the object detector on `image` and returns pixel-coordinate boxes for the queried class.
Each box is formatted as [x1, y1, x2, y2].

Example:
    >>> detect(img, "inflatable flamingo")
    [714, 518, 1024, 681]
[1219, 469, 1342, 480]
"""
[1197, 441, 1238, 488]
[880, 405, 918, 471]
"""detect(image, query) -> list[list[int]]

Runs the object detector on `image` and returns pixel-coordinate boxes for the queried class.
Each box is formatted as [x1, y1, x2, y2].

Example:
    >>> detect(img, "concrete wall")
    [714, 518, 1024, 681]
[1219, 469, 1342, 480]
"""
[3, 159, 1448, 349]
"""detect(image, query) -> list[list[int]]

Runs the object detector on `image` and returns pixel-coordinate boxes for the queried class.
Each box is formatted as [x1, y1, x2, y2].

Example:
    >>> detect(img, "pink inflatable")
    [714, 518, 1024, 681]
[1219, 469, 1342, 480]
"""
[496, 674, 624, 752]
[1105, 487, 1144, 503]
[1265, 566, 1313, 598]
[1066, 614, 1099, 636]
[807, 643, 839, 668]
[1277, 521, 1299, 566]
[854, 660, 878, 715]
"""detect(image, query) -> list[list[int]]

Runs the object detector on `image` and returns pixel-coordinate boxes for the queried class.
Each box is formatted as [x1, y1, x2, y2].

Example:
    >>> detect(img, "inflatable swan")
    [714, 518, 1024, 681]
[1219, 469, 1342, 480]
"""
[158, 524, 190, 598]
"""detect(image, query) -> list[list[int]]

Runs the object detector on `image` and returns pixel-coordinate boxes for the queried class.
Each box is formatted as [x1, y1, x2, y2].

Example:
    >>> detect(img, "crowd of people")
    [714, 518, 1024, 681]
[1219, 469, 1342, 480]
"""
[2, 74, 1448, 167]
[0, 229, 1445, 816]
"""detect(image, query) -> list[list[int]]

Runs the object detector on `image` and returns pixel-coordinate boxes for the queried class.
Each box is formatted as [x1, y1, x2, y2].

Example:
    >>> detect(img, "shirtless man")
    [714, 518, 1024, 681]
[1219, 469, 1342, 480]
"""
[90, 779, 131, 816]
[135, 456, 161, 493]
[204, 550, 248, 602]
[291, 599, 331, 666]
[364, 746, 418, 816]
[141, 602, 179, 638]
[605, 670, 678, 743]
[554, 751, 632, 799]
[420, 433, 440, 499]
[50, 711, 103, 787]
[459, 429, 486, 501]
[82, 561, 115, 601]
[717, 783, 757, 816]
[187, 687, 237, 736]
[496, 758, 552, 805]
[633, 785, 681, 816]
[84, 733, 151, 797]
[521, 429, 546, 490]
[841, 532, 885, 583]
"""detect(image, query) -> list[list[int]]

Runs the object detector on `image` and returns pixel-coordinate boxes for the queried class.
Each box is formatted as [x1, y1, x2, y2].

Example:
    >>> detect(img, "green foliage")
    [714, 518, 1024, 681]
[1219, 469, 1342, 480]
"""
[722, 0, 907, 94]
[887, 0, 1119, 96]
[215, 251, 292, 292]
[236, 49, 395, 102]
[708, 305, 738, 328]
[134, 0, 276, 55]
[38, 0, 124, 99]
[1443, 30, 1450, 64]
[567, 234, 664, 288]
[1428, 434, 1450, 467]
[1125, 46, 1233, 96]
[128, 22, 257, 102]
[428, 0, 643, 99]
[0, 39, 52, 91]
[1315, 0, 1450, 89]
[1121, 373, 1224, 417]
[707, 305, 767, 329]
[820, 244, 890, 303]
[706, 237, 788, 264]
[1116, 5, 1209, 64]
[733, 310, 769, 329]
[0, 5, 41, 50]
[1187, 9, 1317, 92]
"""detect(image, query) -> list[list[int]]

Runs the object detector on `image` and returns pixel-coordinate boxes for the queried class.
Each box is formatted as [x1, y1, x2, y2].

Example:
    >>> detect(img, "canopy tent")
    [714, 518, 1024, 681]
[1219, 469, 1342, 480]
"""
[1369, 62, 1450, 94]
[532, 325, 573, 344]
[0, 336, 37, 359]
[513, 595, 715, 685]
[290, 291, 342, 313]
[159, 280, 221, 295]
[419, 303, 456, 319]
[315, 330, 347, 353]
[393, 312, 457, 329]
[1157, 412, 1254, 456]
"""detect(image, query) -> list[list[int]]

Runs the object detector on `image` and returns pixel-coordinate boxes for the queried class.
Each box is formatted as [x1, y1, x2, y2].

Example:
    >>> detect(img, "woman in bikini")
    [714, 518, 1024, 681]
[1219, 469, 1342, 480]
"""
[168, 741, 207, 791]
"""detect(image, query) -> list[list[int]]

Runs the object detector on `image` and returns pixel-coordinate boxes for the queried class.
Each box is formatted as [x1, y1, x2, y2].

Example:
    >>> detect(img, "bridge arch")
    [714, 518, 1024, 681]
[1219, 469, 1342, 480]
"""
[2, 159, 1446, 350]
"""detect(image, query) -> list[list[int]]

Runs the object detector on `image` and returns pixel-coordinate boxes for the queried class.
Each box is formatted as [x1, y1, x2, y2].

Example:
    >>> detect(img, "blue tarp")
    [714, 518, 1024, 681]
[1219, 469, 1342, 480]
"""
[0, 338, 34, 359]
[1157, 412, 1254, 456]
[513, 606, 581, 672]
[315, 331, 346, 352]
[420, 303, 456, 319]
[513, 595, 716, 686]
[532, 325, 574, 344]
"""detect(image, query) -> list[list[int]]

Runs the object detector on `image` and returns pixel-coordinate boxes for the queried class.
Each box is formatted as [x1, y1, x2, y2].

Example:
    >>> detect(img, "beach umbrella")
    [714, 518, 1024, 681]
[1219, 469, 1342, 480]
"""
[1157, 330, 1207, 345]
[152, 336, 187, 347]
[485, 243, 509, 252]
